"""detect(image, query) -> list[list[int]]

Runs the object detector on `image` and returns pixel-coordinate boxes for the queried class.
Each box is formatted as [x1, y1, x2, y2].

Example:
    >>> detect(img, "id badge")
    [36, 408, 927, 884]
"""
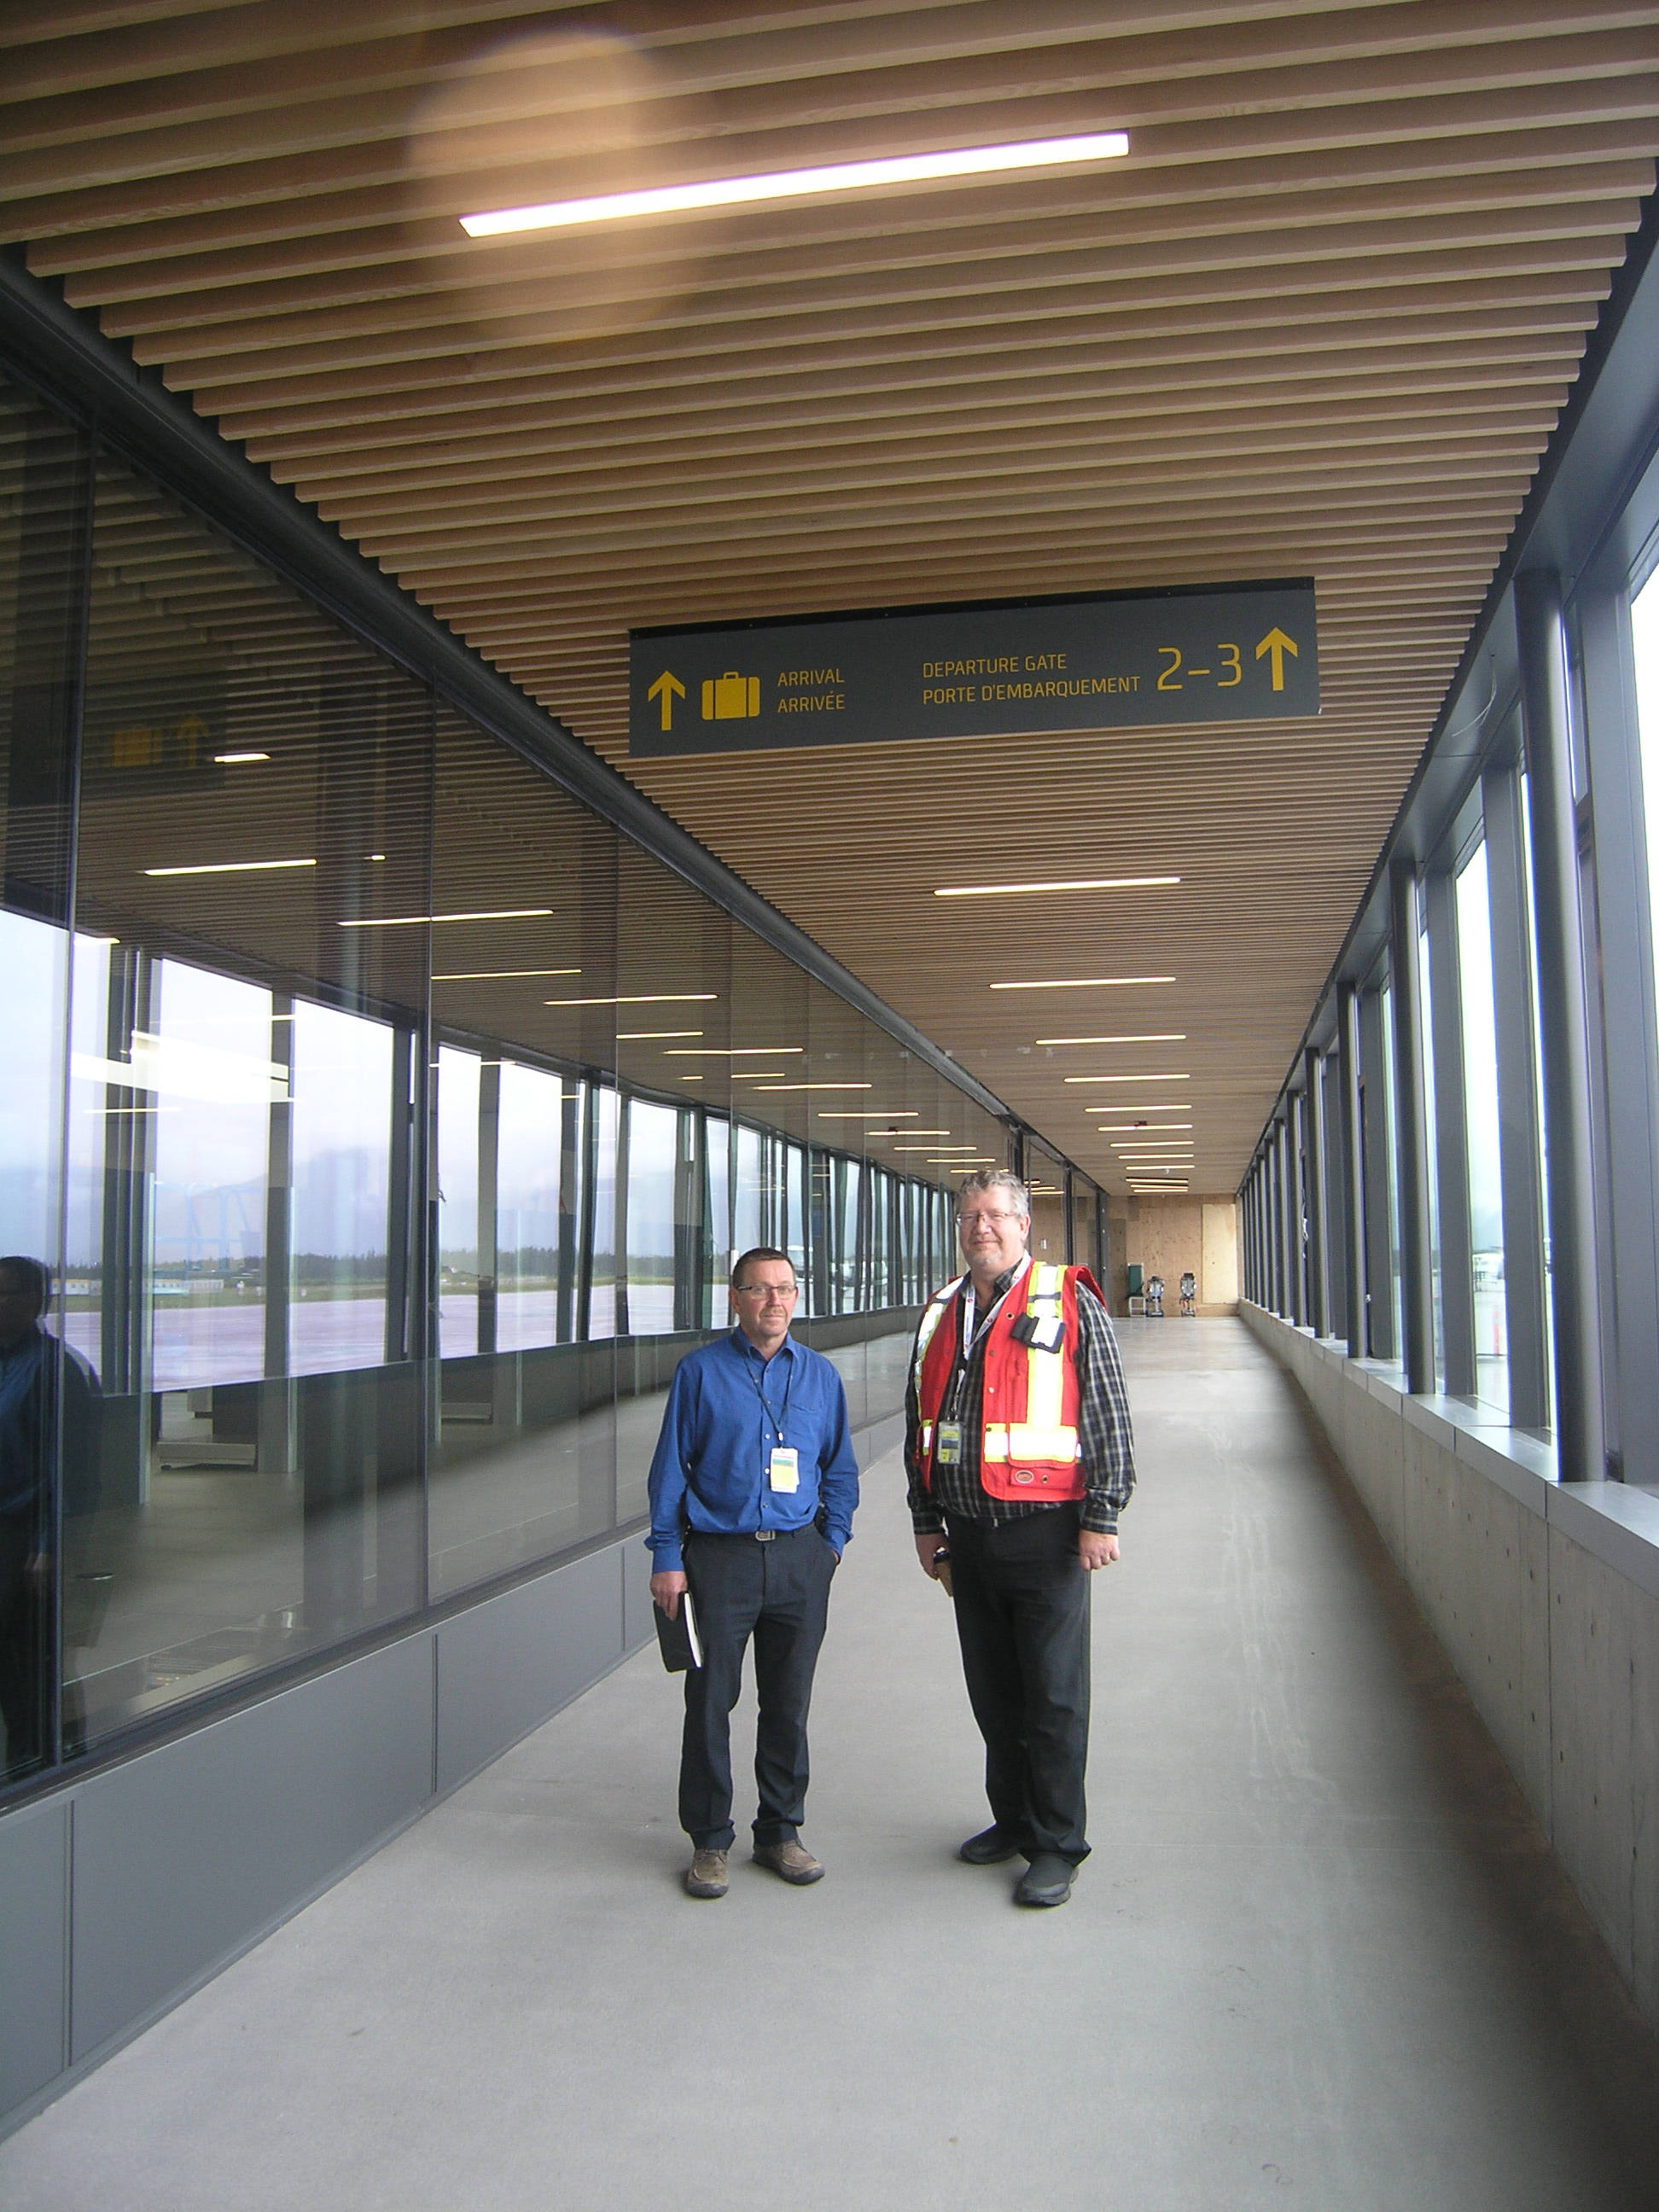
[935, 1422, 963, 1467]
[768, 1446, 800, 1493]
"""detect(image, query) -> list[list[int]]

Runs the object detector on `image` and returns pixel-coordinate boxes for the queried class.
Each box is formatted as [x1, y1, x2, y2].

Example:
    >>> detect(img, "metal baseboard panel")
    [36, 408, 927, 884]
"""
[0, 1798, 69, 2116]
[434, 1544, 624, 1799]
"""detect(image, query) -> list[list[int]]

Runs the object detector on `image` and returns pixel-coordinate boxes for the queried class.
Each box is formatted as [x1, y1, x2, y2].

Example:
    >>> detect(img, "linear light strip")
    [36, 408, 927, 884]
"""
[937, 875, 1177, 897]
[1037, 1033, 1186, 1046]
[991, 975, 1173, 992]
[461, 131, 1129, 237]
[340, 906, 552, 928]
[547, 993, 718, 1006]
[434, 967, 579, 981]
[1065, 1073, 1190, 1085]
[664, 1047, 804, 1057]
[144, 858, 315, 877]
[618, 1029, 703, 1040]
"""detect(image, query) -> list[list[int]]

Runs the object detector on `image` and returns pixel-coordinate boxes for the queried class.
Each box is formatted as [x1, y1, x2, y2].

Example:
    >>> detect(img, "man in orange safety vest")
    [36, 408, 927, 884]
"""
[906, 1168, 1134, 1907]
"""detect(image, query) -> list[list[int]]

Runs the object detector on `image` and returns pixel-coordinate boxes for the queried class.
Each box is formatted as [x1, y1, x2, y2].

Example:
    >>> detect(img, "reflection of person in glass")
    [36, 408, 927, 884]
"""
[0, 1256, 99, 1775]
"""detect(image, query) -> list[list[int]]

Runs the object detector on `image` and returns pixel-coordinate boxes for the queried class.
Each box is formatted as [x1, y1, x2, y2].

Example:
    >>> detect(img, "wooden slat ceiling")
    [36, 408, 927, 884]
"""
[4, 0, 1657, 1200]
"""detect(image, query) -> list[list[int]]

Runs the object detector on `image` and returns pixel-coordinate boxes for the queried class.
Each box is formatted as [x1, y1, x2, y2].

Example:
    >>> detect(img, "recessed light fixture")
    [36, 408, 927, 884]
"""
[434, 967, 580, 981]
[546, 993, 719, 1006]
[1085, 1102, 1188, 1114]
[1066, 1073, 1190, 1085]
[341, 906, 553, 928]
[618, 1029, 704, 1041]
[753, 1082, 873, 1092]
[1037, 1033, 1186, 1047]
[679, 1073, 704, 1081]
[991, 975, 1174, 992]
[937, 875, 1178, 898]
[815, 1109, 919, 1119]
[144, 858, 316, 877]
[461, 131, 1129, 238]
[365, 852, 386, 862]
[1097, 1121, 1191, 1131]
[212, 750, 269, 765]
[664, 1047, 805, 1057]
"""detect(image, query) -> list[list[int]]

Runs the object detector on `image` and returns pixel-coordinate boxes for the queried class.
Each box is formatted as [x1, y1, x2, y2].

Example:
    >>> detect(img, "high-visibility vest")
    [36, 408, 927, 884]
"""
[911, 1262, 1098, 1501]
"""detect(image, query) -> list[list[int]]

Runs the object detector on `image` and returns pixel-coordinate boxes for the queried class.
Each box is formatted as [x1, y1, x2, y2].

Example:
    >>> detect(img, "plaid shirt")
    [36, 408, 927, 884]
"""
[905, 1259, 1135, 1536]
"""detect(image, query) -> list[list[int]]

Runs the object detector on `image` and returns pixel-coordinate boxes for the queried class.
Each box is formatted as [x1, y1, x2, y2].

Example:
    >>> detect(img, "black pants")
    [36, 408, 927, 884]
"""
[947, 1505, 1091, 1865]
[0, 1513, 46, 1777]
[679, 1526, 837, 1851]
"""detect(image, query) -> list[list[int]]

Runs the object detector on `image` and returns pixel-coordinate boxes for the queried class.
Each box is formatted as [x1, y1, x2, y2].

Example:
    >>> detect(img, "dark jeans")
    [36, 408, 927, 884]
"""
[679, 1525, 837, 1852]
[947, 1505, 1091, 1864]
[0, 1512, 46, 1777]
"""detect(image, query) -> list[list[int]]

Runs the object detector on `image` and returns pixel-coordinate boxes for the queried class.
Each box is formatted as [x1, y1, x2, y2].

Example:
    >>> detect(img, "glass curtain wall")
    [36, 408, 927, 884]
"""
[0, 361, 1014, 1793]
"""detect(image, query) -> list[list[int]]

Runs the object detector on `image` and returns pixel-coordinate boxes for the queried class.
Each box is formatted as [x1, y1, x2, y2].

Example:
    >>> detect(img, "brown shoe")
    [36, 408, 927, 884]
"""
[684, 1848, 728, 1898]
[753, 1838, 824, 1885]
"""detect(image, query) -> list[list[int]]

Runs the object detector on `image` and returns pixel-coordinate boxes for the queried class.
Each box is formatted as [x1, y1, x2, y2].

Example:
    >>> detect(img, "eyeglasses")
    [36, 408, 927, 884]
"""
[733, 1281, 798, 1297]
[956, 1209, 1023, 1228]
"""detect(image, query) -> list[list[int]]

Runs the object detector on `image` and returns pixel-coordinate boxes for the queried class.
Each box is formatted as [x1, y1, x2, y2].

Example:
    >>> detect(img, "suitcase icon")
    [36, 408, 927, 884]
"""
[701, 671, 760, 720]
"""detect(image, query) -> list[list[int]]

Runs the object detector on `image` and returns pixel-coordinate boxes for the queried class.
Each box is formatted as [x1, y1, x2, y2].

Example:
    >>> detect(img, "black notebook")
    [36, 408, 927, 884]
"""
[653, 1589, 704, 1673]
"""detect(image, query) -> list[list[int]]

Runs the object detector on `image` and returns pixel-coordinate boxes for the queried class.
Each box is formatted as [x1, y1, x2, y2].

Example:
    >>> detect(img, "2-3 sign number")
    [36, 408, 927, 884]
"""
[1157, 643, 1243, 690]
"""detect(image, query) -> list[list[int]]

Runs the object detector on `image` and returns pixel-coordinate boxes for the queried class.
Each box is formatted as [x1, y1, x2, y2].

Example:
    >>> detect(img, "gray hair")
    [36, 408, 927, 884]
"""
[956, 1167, 1030, 1217]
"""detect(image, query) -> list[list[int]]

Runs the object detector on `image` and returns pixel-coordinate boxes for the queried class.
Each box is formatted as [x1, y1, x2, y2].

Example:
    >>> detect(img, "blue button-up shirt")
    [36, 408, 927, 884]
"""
[647, 1328, 859, 1572]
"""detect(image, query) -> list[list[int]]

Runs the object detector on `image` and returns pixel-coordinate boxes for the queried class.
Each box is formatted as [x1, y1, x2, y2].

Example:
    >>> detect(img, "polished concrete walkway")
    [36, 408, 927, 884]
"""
[4, 1318, 1658, 2211]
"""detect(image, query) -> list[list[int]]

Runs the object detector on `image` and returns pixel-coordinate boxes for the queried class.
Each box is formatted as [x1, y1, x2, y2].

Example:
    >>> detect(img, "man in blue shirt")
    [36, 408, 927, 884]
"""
[649, 1247, 859, 1900]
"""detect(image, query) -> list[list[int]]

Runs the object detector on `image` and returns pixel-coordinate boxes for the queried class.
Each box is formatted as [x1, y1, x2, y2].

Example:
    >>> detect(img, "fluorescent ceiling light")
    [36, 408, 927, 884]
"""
[618, 1029, 703, 1040]
[816, 1109, 918, 1119]
[212, 750, 269, 765]
[461, 131, 1129, 238]
[434, 966, 579, 981]
[340, 906, 552, 928]
[144, 858, 315, 877]
[1097, 1121, 1191, 1130]
[366, 853, 386, 861]
[1086, 1102, 1187, 1113]
[754, 1082, 872, 1092]
[991, 975, 1174, 992]
[546, 993, 719, 1005]
[679, 1074, 704, 1082]
[936, 875, 1177, 898]
[1066, 1073, 1190, 1085]
[729, 1071, 791, 1080]
[1037, 1033, 1186, 1046]
[664, 1046, 804, 1057]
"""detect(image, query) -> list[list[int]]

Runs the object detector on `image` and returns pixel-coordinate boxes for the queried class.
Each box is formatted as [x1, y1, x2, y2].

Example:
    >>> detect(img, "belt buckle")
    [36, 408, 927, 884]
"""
[754, 1528, 776, 1542]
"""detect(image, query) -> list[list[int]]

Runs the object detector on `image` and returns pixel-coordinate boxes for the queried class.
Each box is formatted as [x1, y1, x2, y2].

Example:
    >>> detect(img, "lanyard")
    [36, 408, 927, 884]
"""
[744, 1342, 795, 1442]
[946, 1258, 1028, 1418]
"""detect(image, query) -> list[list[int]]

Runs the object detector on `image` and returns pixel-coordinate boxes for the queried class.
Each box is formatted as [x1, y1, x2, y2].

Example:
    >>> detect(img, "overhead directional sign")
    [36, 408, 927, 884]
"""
[630, 581, 1318, 758]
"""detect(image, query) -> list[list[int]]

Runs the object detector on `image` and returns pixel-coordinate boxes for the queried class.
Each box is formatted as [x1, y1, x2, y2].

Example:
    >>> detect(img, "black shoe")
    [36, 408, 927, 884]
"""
[1015, 1852, 1074, 1906]
[958, 1824, 1027, 1866]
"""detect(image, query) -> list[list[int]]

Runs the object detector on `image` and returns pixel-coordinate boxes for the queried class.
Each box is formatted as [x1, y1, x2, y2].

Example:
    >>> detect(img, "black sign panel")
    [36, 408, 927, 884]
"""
[630, 581, 1318, 758]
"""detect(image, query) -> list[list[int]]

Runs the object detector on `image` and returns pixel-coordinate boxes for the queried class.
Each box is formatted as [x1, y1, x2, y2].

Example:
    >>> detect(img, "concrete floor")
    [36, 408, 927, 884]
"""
[4, 1317, 1657, 2211]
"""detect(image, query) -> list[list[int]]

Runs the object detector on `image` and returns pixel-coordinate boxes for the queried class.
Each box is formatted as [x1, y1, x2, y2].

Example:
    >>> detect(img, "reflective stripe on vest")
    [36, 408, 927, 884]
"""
[911, 1277, 963, 1465]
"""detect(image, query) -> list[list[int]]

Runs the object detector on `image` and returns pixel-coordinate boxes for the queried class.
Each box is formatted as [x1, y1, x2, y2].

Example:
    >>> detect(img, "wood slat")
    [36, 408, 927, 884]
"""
[3, 0, 1654, 1196]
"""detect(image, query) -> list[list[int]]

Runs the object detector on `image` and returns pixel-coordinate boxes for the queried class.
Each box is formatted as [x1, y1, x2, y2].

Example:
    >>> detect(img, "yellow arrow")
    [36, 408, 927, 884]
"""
[647, 669, 685, 731]
[1254, 627, 1298, 691]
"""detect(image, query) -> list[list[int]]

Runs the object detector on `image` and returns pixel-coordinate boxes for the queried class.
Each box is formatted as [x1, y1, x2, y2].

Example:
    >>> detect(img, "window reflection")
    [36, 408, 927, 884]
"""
[1636, 571, 1659, 1041]
[1457, 842, 1509, 1411]
[0, 364, 1006, 1792]
[497, 1060, 565, 1353]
